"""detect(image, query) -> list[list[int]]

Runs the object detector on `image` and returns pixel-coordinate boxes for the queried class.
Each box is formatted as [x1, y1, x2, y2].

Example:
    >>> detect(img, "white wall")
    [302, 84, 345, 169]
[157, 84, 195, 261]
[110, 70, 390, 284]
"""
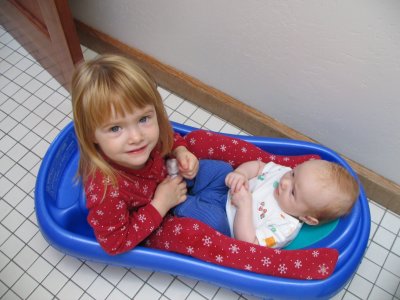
[69, 0, 400, 185]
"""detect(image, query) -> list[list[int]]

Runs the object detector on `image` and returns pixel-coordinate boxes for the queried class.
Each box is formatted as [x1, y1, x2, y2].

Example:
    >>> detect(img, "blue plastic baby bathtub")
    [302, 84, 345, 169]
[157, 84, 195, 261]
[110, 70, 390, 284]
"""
[35, 122, 370, 300]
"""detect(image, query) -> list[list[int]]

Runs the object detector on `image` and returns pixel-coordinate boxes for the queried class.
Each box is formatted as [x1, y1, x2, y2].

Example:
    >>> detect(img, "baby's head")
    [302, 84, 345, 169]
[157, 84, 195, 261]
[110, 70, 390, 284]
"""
[71, 54, 174, 182]
[274, 159, 359, 225]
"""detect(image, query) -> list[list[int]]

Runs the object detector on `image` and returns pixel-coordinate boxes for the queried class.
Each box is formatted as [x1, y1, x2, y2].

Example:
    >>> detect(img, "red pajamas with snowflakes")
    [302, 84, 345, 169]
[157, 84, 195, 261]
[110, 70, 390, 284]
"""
[85, 130, 338, 280]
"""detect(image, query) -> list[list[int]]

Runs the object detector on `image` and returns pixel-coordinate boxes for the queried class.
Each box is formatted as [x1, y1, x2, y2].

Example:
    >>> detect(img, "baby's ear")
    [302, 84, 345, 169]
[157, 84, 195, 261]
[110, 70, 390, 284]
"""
[299, 215, 319, 226]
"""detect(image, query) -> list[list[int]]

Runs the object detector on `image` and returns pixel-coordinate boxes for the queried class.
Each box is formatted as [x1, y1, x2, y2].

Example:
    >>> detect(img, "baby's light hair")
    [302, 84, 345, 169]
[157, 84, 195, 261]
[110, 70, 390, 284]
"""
[314, 161, 360, 223]
[71, 54, 174, 185]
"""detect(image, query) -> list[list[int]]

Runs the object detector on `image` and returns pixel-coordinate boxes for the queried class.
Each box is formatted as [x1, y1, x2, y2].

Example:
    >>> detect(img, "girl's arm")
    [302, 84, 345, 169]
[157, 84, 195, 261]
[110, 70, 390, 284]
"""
[85, 171, 186, 255]
[172, 132, 199, 179]
[173, 146, 199, 179]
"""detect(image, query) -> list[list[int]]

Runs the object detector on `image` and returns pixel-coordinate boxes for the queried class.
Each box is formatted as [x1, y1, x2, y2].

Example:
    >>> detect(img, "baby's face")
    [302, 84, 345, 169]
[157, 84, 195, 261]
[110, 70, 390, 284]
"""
[274, 160, 331, 220]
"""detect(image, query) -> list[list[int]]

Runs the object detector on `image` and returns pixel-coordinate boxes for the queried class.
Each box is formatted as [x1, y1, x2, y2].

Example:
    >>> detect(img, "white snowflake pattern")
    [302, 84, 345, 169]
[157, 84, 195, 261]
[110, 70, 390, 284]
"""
[249, 246, 256, 253]
[173, 224, 183, 235]
[88, 182, 95, 192]
[126, 240, 132, 247]
[96, 210, 104, 216]
[283, 157, 290, 162]
[138, 214, 146, 223]
[90, 219, 99, 226]
[262, 257, 271, 267]
[132, 223, 139, 231]
[116, 201, 124, 209]
[256, 157, 262, 161]
[318, 264, 329, 276]
[102, 177, 111, 185]
[164, 241, 170, 249]
[245, 264, 253, 271]
[206, 132, 213, 136]
[269, 155, 276, 161]
[202, 236, 213, 246]
[193, 223, 199, 230]
[241, 147, 247, 153]
[110, 190, 119, 198]
[156, 228, 163, 236]
[274, 249, 282, 254]
[123, 180, 129, 187]
[134, 181, 140, 189]
[143, 185, 148, 195]
[185, 246, 194, 254]
[208, 148, 214, 155]
[278, 264, 288, 274]
[98, 237, 107, 242]
[312, 250, 320, 257]
[107, 226, 116, 232]
[89, 194, 98, 203]
[189, 138, 196, 145]
[231, 139, 238, 145]
[215, 255, 223, 263]
[220, 144, 227, 152]
[294, 260, 302, 269]
[228, 160, 235, 166]
[229, 244, 240, 254]
[118, 214, 125, 222]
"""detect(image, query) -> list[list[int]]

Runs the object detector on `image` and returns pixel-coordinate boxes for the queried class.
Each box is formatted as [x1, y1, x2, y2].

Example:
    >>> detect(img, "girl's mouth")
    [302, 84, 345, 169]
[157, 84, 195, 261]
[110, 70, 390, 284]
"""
[127, 145, 146, 154]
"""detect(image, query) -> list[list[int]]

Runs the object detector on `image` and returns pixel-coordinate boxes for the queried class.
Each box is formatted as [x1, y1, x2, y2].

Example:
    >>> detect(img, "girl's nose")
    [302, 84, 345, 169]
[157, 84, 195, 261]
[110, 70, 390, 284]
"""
[127, 128, 143, 143]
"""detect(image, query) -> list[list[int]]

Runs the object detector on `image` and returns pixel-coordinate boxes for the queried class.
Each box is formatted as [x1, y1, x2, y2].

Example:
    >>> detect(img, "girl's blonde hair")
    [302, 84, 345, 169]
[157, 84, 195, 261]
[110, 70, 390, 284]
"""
[71, 54, 174, 184]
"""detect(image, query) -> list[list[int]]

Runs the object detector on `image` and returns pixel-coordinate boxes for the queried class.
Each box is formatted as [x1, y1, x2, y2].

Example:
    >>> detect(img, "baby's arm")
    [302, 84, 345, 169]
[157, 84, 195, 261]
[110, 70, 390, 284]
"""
[225, 160, 265, 192]
[231, 187, 259, 244]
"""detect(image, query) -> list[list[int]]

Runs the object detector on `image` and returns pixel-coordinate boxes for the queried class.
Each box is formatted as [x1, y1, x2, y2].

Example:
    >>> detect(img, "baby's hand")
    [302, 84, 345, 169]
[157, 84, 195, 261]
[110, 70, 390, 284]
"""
[174, 147, 199, 179]
[230, 186, 252, 209]
[225, 171, 249, 193]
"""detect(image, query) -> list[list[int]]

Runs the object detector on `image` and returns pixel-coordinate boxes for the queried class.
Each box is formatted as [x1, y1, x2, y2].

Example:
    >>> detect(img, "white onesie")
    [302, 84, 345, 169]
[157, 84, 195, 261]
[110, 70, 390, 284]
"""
[226, 162, 302, 248]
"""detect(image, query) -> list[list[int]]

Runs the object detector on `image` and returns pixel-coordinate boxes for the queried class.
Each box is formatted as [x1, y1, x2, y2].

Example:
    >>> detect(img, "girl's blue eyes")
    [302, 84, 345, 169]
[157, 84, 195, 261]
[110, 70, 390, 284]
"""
[108, 116, 150, 132]
[139, 116, 149, 123]
[110, 126, 121, 132]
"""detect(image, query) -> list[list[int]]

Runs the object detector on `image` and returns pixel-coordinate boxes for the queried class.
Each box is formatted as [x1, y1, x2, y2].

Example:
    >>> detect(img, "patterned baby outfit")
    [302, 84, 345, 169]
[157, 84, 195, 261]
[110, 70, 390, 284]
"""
[226, 162, 302, 248]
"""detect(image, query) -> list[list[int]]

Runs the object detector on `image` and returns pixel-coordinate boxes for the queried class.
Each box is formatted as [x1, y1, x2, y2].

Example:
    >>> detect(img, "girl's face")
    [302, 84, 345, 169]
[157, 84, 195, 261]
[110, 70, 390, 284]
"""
[94, 104, 160, 169]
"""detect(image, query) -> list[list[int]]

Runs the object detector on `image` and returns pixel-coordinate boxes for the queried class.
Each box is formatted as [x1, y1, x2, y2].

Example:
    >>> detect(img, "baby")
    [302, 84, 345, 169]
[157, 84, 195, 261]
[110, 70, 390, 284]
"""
[174, 159, 359, 248]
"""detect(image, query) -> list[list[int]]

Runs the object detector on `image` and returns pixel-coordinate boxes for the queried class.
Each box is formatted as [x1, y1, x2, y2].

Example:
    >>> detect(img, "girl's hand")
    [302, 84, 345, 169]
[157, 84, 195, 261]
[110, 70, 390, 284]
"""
[174, 146, 199, 179]
[151, 176, 187, 217]
[225, 171, 249, 193]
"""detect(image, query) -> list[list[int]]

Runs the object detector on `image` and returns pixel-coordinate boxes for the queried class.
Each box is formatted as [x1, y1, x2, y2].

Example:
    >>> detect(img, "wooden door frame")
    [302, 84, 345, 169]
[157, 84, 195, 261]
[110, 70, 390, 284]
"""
[0, 0, 83, 91]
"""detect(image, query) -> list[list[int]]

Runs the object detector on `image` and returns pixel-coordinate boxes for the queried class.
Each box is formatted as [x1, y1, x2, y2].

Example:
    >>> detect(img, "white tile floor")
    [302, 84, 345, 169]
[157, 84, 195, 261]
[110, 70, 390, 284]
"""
[0, 24, 399, 300]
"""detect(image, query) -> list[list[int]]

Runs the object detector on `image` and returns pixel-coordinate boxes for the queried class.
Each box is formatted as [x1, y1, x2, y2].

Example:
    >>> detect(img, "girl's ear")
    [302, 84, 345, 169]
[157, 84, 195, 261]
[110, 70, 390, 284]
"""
[299, 215, 319, 226]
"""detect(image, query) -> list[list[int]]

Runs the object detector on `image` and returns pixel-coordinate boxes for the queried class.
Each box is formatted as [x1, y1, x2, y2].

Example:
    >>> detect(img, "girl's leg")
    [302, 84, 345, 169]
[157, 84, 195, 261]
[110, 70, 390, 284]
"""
[146, 216, 338, 280]
[184, 130, 320, 169]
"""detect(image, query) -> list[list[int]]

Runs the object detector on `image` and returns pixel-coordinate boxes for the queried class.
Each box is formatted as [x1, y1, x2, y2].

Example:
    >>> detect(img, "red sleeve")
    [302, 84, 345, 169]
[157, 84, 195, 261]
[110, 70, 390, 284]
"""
[172, 132, 188, 151]
[85, 173, 163, 255]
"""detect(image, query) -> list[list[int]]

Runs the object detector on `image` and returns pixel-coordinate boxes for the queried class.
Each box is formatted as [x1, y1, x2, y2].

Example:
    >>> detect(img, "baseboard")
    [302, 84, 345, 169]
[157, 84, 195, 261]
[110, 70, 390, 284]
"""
[75, 20, 400, 215]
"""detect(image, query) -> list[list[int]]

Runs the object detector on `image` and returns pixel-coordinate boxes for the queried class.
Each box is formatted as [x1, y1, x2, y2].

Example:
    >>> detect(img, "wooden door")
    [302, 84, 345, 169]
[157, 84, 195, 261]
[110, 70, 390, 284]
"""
[0, 0, 83, 91]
